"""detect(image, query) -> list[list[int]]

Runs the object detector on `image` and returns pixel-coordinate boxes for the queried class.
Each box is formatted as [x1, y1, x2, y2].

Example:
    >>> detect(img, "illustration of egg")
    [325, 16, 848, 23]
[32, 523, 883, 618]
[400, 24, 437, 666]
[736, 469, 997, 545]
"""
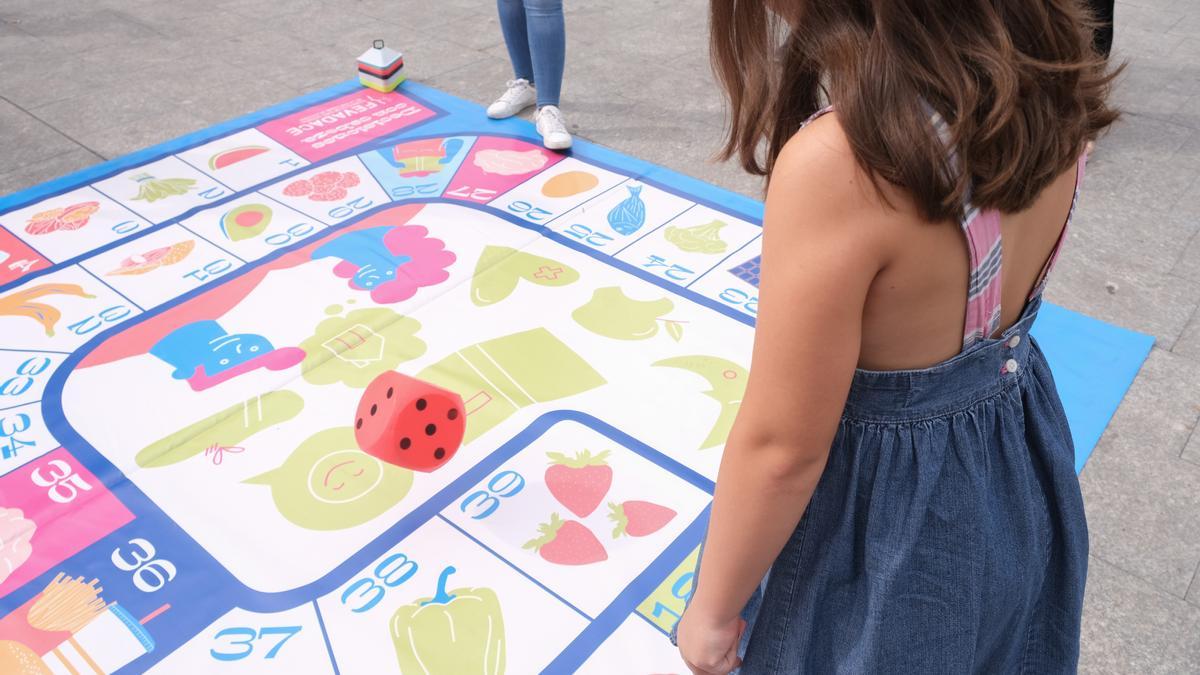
[107, 240, 196, 276]
[541, 171, 599, 198]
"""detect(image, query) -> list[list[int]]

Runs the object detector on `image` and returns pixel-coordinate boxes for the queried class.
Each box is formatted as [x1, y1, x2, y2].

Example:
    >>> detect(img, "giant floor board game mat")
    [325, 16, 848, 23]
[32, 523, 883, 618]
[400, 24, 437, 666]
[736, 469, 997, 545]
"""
[0, 82, 1154, 673]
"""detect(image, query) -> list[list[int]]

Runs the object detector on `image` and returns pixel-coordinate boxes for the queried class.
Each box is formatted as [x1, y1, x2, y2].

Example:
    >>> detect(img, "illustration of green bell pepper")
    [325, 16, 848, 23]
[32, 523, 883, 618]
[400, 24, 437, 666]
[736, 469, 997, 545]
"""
[390, 566, 506, 674]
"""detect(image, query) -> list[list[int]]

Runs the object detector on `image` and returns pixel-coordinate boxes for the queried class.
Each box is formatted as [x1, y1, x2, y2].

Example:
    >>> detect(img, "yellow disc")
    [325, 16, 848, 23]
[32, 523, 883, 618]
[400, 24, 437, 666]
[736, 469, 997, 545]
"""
[541, 171, 599, 198]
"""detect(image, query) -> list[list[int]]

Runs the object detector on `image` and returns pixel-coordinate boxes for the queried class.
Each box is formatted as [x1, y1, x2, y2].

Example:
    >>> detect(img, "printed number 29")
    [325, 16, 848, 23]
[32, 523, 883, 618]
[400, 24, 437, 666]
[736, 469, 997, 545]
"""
[112, 538, 177, 592]
[210, 626, 301, 661]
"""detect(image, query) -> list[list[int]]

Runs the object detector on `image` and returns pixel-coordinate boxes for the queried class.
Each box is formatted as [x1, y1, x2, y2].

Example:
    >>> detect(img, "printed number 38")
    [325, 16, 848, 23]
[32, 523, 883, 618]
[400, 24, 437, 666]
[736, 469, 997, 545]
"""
[340, 552, 418, 613]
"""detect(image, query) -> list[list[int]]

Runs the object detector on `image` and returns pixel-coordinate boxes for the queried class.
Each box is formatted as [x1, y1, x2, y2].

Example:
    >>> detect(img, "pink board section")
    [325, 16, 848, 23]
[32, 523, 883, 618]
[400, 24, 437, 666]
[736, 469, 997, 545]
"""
[0, 228, 51, 286]
[256, 89, 437, 162]
[444, 136, 564, 204]
[0, 448, 134, 596]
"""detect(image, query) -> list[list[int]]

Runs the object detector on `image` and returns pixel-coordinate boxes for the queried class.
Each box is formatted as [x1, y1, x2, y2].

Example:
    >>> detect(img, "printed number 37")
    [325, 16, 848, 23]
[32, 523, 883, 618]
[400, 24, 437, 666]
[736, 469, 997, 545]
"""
[210, 626, 301, 661]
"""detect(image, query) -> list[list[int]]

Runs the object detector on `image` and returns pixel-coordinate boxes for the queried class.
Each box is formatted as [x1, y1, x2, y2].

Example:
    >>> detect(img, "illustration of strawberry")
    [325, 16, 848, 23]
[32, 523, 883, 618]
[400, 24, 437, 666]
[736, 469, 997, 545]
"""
[608, 500, 676, 538]
[523, 513, 607, 565]
[545, 450, 612, 517]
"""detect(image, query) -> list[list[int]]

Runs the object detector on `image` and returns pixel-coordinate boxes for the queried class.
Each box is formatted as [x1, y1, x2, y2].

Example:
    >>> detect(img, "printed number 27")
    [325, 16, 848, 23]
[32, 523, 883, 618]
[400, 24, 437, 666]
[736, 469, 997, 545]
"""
[210, 626, 301, 661]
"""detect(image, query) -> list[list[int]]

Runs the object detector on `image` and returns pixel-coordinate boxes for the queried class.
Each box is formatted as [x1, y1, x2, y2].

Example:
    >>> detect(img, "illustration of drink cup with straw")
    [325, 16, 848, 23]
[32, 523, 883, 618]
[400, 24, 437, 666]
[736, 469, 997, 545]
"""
[0, 573, 166, 674]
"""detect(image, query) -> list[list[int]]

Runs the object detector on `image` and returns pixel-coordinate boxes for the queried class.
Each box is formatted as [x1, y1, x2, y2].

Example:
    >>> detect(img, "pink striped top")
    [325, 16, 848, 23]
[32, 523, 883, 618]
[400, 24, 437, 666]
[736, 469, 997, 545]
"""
[800, 106, 1085, 351]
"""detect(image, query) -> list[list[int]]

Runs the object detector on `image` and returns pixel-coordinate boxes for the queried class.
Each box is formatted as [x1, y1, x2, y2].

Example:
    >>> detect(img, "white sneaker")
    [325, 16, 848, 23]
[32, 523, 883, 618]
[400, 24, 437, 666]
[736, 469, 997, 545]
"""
[536, 105, 572, 150]
[487, 79, 537, 119]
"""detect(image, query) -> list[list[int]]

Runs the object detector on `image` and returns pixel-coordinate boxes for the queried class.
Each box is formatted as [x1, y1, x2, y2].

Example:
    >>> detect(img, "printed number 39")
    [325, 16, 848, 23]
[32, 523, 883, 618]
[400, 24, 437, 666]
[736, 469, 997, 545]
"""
[112, 538, 177, 592]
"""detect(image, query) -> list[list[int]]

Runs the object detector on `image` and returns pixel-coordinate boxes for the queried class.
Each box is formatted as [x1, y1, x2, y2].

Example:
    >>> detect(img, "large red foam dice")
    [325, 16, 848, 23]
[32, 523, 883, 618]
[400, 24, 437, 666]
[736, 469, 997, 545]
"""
[354, 371, 465, 472]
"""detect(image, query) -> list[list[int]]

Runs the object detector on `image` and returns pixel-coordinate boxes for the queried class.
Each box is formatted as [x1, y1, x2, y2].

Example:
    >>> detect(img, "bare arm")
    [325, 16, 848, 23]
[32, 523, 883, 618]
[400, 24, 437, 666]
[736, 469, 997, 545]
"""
[684, 115, 891, 628]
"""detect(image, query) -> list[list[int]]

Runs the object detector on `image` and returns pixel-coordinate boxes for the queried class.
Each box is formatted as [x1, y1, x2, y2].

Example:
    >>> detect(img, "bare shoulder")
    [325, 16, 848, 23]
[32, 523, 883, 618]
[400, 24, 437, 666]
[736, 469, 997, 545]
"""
[765, 113, 900, 260]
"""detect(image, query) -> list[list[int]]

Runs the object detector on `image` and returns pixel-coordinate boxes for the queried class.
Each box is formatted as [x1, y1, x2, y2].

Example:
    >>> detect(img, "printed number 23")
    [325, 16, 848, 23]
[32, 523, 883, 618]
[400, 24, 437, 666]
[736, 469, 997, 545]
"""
[210, 626, 301, 661]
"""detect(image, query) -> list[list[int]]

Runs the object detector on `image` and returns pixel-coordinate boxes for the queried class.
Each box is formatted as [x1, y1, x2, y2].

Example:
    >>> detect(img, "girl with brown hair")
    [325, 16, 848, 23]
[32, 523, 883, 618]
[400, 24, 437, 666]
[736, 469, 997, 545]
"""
[673, 1, 1119, 673]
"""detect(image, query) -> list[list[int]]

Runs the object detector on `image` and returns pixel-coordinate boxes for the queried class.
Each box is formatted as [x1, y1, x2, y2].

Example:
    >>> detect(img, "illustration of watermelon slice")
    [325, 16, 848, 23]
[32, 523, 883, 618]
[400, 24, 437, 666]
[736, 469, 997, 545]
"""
[208, 146, 270, 170]
[220, 204, 273, 242]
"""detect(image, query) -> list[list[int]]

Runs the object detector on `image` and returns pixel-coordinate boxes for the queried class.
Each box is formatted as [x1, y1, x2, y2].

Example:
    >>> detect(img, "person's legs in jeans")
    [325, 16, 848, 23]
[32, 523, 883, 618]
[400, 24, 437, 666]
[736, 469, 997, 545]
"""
[497, 0, 536, 83]
[521, 0, 565, 108]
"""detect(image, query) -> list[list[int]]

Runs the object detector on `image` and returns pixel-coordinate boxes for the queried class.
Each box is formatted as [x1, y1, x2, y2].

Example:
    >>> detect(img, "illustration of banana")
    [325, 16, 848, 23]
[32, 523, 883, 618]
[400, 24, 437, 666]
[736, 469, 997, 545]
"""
[0, 283, 95, 336]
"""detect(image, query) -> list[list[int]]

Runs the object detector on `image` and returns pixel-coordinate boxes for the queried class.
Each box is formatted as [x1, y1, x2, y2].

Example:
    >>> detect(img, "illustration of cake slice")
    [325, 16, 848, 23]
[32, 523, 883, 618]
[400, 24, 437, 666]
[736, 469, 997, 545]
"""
[417, 328, 605, 444]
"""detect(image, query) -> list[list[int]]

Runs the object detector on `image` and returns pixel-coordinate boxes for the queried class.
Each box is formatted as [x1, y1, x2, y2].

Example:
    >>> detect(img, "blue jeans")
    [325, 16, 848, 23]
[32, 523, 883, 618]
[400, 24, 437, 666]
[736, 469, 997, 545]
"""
[497, 0, 565, 107]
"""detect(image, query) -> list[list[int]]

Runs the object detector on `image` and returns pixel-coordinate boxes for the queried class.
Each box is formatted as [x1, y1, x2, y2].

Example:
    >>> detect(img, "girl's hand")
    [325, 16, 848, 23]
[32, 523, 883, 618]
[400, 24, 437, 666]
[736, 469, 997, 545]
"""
[677, 609, 746, 675]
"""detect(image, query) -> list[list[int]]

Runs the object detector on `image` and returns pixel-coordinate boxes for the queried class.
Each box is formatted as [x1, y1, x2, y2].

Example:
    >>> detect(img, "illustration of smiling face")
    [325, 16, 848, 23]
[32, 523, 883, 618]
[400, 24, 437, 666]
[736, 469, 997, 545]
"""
[244, 427, 414, 531]
[209, 333, 270, 373]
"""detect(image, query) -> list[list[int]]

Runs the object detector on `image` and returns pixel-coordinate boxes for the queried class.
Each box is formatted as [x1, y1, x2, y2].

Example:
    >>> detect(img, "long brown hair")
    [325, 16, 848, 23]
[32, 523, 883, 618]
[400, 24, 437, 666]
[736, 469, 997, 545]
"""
[710, 0, 1121, 221]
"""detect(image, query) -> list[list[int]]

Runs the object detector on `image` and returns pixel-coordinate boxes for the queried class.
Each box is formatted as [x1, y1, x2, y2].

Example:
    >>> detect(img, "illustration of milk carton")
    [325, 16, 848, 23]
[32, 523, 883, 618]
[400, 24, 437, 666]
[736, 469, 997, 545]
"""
[358, 39, 406, 92]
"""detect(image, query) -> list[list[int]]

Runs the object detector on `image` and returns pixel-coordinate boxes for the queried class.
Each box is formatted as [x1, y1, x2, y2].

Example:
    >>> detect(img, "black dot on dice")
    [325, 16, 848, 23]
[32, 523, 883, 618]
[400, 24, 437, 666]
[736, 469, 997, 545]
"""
[447, 408, 459, 420]
[386, 387, 394, 399]
[425, 423, 437, 436]
[369, 404, 377, 416]
[400, 437, 411, 450]
[434, 448, 445, 459]
[355, 418, 363, 429]
[416, 398, 427, 411]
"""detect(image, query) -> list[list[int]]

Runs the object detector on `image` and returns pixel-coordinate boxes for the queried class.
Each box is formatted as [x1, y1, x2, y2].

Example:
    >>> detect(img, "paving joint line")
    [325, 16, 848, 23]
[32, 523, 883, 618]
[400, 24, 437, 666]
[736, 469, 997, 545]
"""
[0, 93, 108, 162]
[1090, 551, 1199, 604]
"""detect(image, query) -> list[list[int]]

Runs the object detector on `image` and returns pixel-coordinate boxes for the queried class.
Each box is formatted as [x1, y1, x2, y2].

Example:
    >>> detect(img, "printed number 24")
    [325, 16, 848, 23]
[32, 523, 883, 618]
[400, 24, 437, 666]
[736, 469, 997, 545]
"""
[210, 626, 301, 661]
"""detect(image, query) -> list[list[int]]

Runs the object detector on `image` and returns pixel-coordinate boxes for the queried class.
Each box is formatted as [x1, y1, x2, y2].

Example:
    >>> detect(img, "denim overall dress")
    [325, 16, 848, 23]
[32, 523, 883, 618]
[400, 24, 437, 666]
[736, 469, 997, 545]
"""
[674, 110, 1090, 673]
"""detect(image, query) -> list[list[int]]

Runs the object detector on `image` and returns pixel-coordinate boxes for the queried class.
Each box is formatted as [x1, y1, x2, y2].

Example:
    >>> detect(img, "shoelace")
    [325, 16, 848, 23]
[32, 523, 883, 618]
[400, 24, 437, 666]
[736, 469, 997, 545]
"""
[498, 79, 532, 105]
[539, 106, 567, 133]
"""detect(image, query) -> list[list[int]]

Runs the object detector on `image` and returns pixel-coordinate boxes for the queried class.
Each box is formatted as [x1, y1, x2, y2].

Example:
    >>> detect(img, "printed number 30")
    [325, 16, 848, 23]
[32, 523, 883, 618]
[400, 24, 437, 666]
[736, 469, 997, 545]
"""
[112, 538, 177, 592]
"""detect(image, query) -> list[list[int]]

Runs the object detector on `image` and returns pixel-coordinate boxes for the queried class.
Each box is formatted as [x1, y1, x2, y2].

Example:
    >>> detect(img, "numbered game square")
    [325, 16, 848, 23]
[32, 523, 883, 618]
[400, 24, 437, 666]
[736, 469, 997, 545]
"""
[91, 157, 235, 224]
[0, 401, 60, 476]
[259, 157, 390, 226]
[0, 265, 142, 352]
[616, 205, 761, 287]
[0, 350, 64, 410]
[318, 517, 587, 674]
[358, 135, 477, 201]
[489, 157, 627, 226]
[0, 227, 52, 287]
[688, 235, 762, 319]
[176, 128, 311, 192]
[0, 187, 152, 263]
[180, 192, 327, 262]
[577, 614, 690, 674]
[443, 419, 711, 617]
[79, 225, 244, 309]
[149, 604, 334, 674]
[548, 181, 695, 256]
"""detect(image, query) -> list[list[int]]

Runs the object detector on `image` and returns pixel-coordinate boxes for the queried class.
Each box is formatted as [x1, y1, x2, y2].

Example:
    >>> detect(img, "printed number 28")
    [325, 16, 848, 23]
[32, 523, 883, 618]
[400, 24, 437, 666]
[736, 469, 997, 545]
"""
[210, 626, 301, 661]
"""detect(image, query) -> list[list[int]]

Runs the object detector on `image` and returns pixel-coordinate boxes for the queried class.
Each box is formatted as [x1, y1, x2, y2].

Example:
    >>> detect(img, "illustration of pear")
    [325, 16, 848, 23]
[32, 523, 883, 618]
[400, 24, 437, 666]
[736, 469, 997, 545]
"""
[390, 566, 505, 675]
[470, 246, 580, 307]
[607, 184, 646, 235]
[572, 287, 682, 341]
[653, 355, 747, 449]
[129, 173, 197, 202]
[664, 219, 729, 255]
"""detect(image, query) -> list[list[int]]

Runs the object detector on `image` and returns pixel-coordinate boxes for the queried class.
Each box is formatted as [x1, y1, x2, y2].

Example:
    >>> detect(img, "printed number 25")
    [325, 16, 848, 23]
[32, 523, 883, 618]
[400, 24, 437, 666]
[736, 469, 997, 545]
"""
[210, 626, 301, 661]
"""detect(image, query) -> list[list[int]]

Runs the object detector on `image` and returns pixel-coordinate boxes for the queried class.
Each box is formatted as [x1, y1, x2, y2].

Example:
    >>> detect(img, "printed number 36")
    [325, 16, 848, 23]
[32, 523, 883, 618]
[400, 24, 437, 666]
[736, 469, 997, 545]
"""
[112, 538, 177, 592]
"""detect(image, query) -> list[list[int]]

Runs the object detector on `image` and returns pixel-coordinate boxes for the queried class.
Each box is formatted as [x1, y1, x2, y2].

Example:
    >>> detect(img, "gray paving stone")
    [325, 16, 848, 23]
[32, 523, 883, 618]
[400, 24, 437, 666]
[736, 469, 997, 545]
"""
[1079, 555, 1200, 674]
[1173, 307, 1200, 360]
[0, 98, 81, 169]
[1079, 348, 1200, 598]
[1184, 426, 1200, 466]
[11, 6, 161, 54]
[0, 146, 102, 197]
